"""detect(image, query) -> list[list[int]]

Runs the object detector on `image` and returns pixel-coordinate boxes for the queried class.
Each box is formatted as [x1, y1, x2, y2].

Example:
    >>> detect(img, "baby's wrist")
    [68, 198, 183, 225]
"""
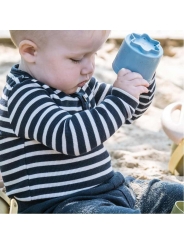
[112, 87, 139, 105]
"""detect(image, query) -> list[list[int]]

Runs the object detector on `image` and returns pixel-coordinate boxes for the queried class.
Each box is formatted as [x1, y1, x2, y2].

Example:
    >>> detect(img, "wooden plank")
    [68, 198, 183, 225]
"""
[109, 30, 184, 40]
[0, 30, 10, 38]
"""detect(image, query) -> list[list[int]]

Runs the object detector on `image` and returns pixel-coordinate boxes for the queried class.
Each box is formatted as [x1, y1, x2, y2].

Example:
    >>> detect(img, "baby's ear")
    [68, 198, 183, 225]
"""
[19, 40, 37, 63]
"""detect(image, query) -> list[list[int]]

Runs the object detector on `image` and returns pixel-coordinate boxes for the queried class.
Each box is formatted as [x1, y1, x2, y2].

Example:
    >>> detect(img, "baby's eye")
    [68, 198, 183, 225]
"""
[70, 58, 82, 63]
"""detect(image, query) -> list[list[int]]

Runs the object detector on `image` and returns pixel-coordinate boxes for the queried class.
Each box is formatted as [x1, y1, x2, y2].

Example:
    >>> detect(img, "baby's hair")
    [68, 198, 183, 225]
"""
[9, 30, 110, 48]
[9, 30, 49, 48]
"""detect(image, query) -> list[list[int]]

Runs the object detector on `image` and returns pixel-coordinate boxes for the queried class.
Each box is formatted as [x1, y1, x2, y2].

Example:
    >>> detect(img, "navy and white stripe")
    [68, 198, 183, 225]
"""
[0, 64, 155, 201]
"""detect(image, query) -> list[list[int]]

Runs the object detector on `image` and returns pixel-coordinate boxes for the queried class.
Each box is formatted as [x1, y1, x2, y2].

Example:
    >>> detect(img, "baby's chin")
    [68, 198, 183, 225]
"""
[62, 87, 79, 95]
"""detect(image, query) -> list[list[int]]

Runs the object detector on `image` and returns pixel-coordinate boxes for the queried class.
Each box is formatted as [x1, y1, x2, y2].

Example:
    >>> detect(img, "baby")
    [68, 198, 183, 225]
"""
[0, 30, 183, 213]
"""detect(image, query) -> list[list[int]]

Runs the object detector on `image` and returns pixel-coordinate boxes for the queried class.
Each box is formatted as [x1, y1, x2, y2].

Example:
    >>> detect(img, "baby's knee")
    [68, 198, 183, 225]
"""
[163, 182, 184, 201]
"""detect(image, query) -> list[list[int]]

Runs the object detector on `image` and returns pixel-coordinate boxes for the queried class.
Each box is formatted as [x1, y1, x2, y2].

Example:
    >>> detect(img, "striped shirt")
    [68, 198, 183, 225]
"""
[0, 64, 156, 202]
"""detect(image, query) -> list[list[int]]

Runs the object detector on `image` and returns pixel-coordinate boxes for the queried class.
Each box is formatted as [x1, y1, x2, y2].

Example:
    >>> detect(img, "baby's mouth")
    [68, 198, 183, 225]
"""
[78, 80, 88, 87]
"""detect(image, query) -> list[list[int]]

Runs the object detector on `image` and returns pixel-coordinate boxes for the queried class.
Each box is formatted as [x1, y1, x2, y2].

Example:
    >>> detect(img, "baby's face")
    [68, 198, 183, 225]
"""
[33, 31, 110, 94]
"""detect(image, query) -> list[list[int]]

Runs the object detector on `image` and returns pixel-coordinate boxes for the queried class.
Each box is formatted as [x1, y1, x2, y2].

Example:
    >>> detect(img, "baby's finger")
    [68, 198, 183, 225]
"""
[139, 86, 149, 94]
[117, 68, 132, 77]
[123, 71, 143, 81]
[132, 78, 149, 87]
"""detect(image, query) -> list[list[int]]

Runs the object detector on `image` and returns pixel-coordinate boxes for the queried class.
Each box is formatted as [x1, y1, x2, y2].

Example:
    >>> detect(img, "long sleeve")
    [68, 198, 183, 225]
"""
[7, 79, 139, 156]
[89, 75, 156, 124]
[125, 74, 156, 124]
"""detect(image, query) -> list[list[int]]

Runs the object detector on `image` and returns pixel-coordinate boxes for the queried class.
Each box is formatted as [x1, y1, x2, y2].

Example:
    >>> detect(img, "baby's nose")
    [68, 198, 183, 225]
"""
[81, 61, 94, 75]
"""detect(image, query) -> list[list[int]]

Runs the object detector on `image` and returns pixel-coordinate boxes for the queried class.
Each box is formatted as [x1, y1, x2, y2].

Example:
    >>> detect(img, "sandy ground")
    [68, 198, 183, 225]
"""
[0, 36, 183, 186]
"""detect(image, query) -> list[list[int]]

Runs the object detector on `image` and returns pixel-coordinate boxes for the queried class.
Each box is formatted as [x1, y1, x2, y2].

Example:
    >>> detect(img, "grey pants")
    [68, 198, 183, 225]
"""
[53, 174, 184, 214]
[17, 172, 184, 214]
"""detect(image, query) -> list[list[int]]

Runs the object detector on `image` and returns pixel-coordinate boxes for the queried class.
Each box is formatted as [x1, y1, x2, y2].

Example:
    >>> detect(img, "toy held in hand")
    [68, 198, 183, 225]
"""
[112, 33, 163, 82]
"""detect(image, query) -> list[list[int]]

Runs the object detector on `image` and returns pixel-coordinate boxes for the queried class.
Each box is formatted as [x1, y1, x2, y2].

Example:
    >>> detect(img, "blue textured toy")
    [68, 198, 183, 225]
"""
[112, 33, 163, 82]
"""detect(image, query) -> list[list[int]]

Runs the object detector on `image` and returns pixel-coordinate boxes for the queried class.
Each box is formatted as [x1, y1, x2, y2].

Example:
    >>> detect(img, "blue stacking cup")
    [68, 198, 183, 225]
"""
[112, 33, 163, 82]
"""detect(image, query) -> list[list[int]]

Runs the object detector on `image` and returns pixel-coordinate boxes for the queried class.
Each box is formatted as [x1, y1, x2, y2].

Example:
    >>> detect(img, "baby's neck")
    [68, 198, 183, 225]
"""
[18, 59, 33, 77]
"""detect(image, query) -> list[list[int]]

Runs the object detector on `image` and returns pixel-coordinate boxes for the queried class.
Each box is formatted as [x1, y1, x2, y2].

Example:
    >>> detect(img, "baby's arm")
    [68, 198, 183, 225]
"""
[113, 68, 156, 124]
[92, 67, 155, 111]
[92, 68, 155, 124]
[7, 79, 138, 156]
[124, 72, 156, 124]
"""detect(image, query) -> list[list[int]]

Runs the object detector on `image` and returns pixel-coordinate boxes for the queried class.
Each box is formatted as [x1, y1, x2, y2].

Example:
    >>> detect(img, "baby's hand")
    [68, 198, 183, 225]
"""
[113, 68, 149, 99]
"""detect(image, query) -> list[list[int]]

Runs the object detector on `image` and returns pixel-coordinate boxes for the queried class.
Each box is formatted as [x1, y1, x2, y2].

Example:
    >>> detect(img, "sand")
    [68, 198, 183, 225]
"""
[0, 36, 183, 186]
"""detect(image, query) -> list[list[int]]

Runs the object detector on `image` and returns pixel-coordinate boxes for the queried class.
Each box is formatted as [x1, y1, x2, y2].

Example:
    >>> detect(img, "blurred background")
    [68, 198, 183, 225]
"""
[0, 30, 183, 183]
